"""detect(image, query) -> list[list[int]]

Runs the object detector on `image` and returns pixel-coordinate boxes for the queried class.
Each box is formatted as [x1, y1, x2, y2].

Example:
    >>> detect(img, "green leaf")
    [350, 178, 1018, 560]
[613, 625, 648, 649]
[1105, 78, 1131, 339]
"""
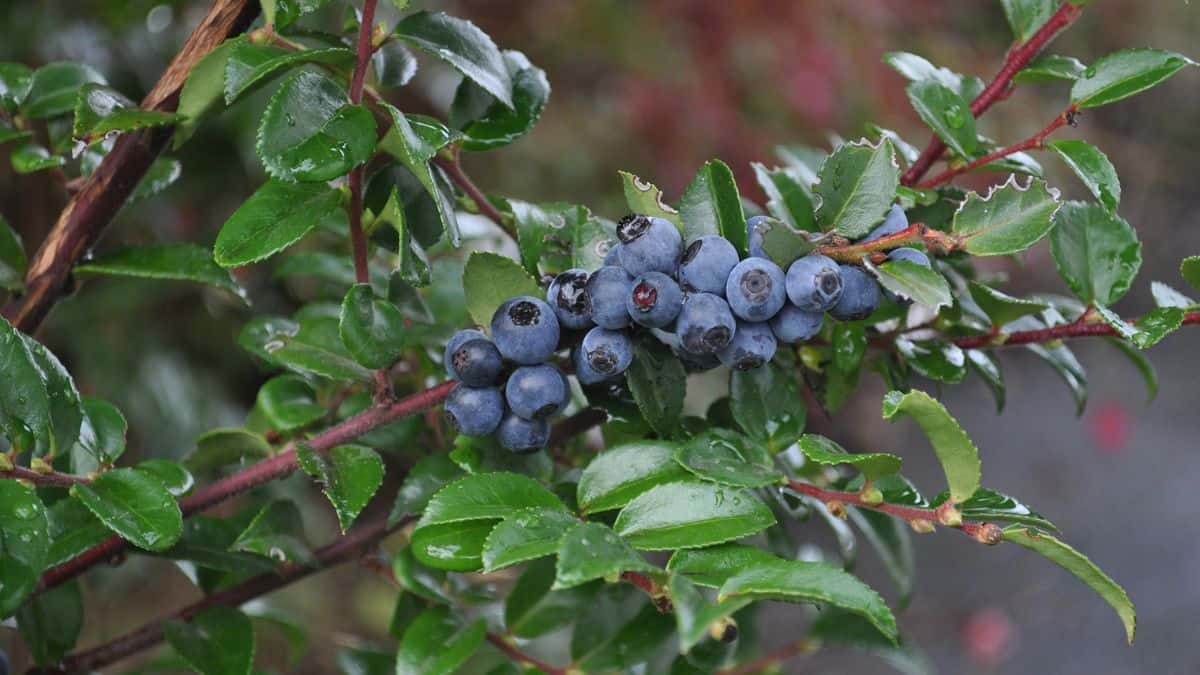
[1003, 526, 1136, 643]
[379, 105, 461, 246]
[577, 440, 688, 514]
[244, 315, 374, 382]
[1150, 281, 1195, 309]
[614, 481, 776, 551]
[45, 496, 108, 569]
[968, 282, 1049, 326]
[0, 318, 52, 454]
[967, 349, 1007, 412]
[453, 50, 548, 151]
[757, 216, 816, 268]
[869, 258, 952, 310]
[905, 79, 976, 158]
[256, 71, 376, 183]
[374, 40, 418, 90]
[618, 171, 682, 227]
[24, 337, 84, 457]
[1071, 48, 1196, 109]
[951, 176, 1060, 256]
[729, 362, 805, 453]
[389, 454, 465, 525]
[881, 389, 981, 503]
[71, 397, 127, 471]
[297, 444, 384, 532]
[1096, 304, 1185, 350]
[71, 84, 181, 146]
[882, 51, 983, 100]
[0, 62, 33, 112]
[0, 481, 49, 619]
[71, 467, 182, 552]
[418, 472, 565, 527]
[224, 42, 354, 104]
[505, 557, 598, 638]
[338, 284, 405, 369]
[482, 507, 578, 572]
[1182, 256, 1200, 292]
[1049, 201, 1142, 305]
[670, 573, 752, 653]
[815, 139, 900, 239]
[231, 500, 313, 565]
[375, 186, 431, 287]
[10, 142, 65, 174]
[1047, 139, 1121, 214]
[462, 251, 542, 329]
[0, 215, 25, 291]
[395, 11, 514, 107]
[553, 521, 657, 589]
[17, 578, 82, 665]
[21, 62, 105, 118]
[164, 607, 255, 675]
[680, 159, 747, 253]
[718, 558, 898, 643]
[752, 162, 816, 232]
[625, 339, 687, 437]
[184, 428, 272, 475]
[175, 37, 241, 147]
[75, 243, 247, 301]
[263, 0, 334, 29]
[673, 429, 783, 488]
[1000, 0, 1058, 42]
[137, 459, 194, 498]
[255, 375, 324, 432]
[895, 338, 967, 383]
[214, 180, 345, 267]
[931, 488, 1057, 531]
[1015, 54, 1088, 83]
[666, 544, 781, 589]
[797, 434, 902, 481]
[395, 607, 486, 675]
[576, 603, 676, 673]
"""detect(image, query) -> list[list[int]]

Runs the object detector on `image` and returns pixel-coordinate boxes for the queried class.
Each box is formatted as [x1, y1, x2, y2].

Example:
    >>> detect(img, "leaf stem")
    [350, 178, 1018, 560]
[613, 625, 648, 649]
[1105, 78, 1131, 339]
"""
[815, 222, 959, 263]
[344, 0, 379, 286]
[0, 463, 91, 488]
[901, 2, 1085, 187]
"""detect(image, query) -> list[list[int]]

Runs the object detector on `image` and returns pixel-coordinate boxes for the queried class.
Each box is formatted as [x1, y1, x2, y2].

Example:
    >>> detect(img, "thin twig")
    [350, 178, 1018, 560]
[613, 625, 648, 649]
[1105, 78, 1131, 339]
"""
[432, 153, 515, 238]
[344, 0, 378, 286]
[0, 464, 90, 488]
[916, 106, 1076, 188]
[954, 310, 1200, 350]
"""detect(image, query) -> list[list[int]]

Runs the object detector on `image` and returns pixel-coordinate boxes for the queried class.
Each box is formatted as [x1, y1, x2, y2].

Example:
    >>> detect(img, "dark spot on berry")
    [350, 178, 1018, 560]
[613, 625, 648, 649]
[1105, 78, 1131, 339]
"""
[631, 281, 658, 312]
[681, 239, 703, 264]
[734, 354, 765, 371]
[818, 270, 841, 297]
[702, 325, 732, 351]
[509, 300, 540, 326]
[533, 403, 557, 419]
[720, 623, 739, 643]
[444, 409, 461, 431]
[555, 272, 591, 315]
[740, 269, 772, 303]
[451, 347, 472, 372]
[617, 214, 651, 243]
[588, 346, 618, 374]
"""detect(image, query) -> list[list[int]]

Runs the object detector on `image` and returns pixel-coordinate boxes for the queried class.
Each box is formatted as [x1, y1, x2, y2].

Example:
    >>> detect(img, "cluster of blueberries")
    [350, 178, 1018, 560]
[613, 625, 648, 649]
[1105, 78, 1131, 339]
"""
[442, 205, 930, 453]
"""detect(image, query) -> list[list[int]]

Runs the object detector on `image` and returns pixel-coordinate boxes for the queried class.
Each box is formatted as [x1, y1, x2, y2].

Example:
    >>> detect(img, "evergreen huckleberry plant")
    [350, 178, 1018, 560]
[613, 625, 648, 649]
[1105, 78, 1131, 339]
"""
[0, 1, 1198, 673]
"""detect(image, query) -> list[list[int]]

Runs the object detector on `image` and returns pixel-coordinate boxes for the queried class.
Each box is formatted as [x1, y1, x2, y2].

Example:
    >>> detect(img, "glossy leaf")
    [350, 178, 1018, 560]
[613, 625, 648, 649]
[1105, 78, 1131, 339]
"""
[577, 440, 687, 514]
[1150, 281, 1195, 309]
[967, 349, 1007, 412]
[553, 521, 657, 589]
[882, 389, 981, 503]
[505, 557, 598, 638]
[968, 281, 1049, 326]
[951, 176, 1060, 256]
[262, 0, 334, 29]
[0, 317, 53, 454]
[1047, 139, 1121, 214]
[256, 71, 376, 183]
[815, 139, 901, 239]
[619, 170, 682, 227]
[1182, 256, 1200, 292]
[931, 488, 1057, 531]
[462, 251, 542, 329]
[22, 336, 84, 458]
[869, 258, 952, 310]
[719, 558, 898, 643]
[674, 429, 783, 488]
[224, 42, 354, 104]
[905, 79, 976, 158]
[389, 454, 465, 525]
[753, 162, 816, 232]
[680, 159, 746, 253]
[0, 62, 33, 112]
[452, 50, 548, 151]
[21, 62, 105, 118]
[1015, 54, 1088, 83]
[0, 481, 49, 618]
[729, 361, 805, 453]
[46, 497, 108, 568]
[797, 434, 902, 480]
[882, 51, 984, 100]
[297, 444, 385, 532]
[71, 84, 180, 145]
[17, 578, 82, 665]
[245, 315, 374, 383]
[175, 37, 241, 147]
[380, 107, 461, 246]
[231, 499, 313, 565]
[758, 215, 816, 268]
[214, 180, 345, 267]
[10, 142, 65, 174]
[409, 519, 495, 572]
[71, 468, 182, 551]
[395, 11, 513, 106]
[1071, 48, 1196, 109]
[137, 459, 194, 497]
[75, 243, 247, 301]
[670, 574, 752, 653]
[1003, 526, 1136, 643]
[395, 607, 486, 675]
[614, 481, 776, 550]
[482, 507, 578, 572]
[184, 428, 272, 474]
[1000, 0, 1058, 42]
[164, 607, 255, 675]
[339, 284, 405, 369]
[375, 187, 431, 287]
[666, 544, 781, 589]
[1050, 201, 1142, 305]
[255, 375, 324, 432]
[576, 603, 676, 673]
[625, 339, 686, 437]
[895, 338, 967, 383]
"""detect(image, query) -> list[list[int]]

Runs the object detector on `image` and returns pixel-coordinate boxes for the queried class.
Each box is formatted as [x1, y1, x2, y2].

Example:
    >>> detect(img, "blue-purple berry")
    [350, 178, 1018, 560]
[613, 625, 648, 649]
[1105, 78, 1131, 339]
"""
[726, 258, 787, 322]
[505, 364, 569, 420]
[443, 384, 503, 436]
[617, 214, 682, 276]
[786, 254, 844, 312]
[718, 320, 777, 371]
[497, 413, 550, 454]
[448, 337, 503, 386]
[546, 269, 594, 330]
[491, 296, 560, 365]
[444, 329, 486, 379]
[862, 204, 908, 242]
[627, 271, 683, 328]
[581, 327, 634, 377]
[676, 292, 736, 355]
[769, 303, 824, 343]
[828, 265, 881, 321]
[679, 235, 739, 296]
[586, 265, 634, 329]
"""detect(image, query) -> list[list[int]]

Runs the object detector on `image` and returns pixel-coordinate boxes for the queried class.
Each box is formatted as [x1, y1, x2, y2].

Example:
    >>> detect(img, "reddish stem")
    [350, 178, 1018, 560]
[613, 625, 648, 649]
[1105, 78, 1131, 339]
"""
[916, 106, 1075, 188]
[432, 154, 514, 238]
[485, 634, 571, 675]
[954, 311, 1200, 350]
[36, 381, 455, 594]
[344, 0, 378, 286]
[0, 464, 90, 488]
[901, 2, 1085, 187]
[348, 0, 377, 106]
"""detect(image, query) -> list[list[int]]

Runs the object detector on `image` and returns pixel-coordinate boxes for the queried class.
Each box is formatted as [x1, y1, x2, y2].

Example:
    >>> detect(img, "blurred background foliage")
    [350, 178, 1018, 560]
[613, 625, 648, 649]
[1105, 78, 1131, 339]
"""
[2, 1, 1198, 673]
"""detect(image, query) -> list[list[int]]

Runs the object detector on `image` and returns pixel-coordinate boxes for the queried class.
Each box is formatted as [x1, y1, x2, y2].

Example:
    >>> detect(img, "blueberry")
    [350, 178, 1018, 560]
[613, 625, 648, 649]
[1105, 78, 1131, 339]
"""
[448, 338, 503, 386]
[679, 235, 739, 295]
[547, 268, 594, 330]
[444, 329, 486, 379]
[491, 296, 561, 365]
[627, 271, 683, 328]
[862, 204, 908, 242]
[769, 303, 824, 343]
[586, 265, 634, 329]
[581, 326, 634, 376]
[746, 215, 771, 259]
[617, 214, 682, 276]
[497, 413, 550, 454]
[718, 320, 777, 371]
[506, 364, 569, 420]
[443, 384, 503, 436]
[572, 345, 612, 385]
[785, 254, 844, 312]
[882, 247, 932, 306]
[829, 265, 882, 321]
[676, 292, 736, 355]
[603, 242, 622, 266]
[726, 258, 787, 321]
